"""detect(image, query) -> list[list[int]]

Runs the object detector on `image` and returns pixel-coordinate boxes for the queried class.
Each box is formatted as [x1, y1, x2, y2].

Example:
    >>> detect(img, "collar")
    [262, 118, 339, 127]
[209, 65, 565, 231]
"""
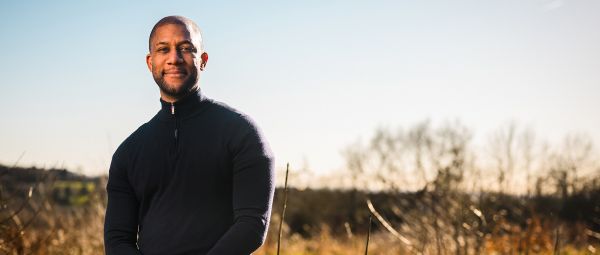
[158, 89, 209, 120]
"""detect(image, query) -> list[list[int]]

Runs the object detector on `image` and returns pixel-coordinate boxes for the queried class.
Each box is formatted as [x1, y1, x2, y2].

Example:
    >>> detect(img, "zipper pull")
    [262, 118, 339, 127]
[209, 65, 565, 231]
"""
[170, 103, 175, 115]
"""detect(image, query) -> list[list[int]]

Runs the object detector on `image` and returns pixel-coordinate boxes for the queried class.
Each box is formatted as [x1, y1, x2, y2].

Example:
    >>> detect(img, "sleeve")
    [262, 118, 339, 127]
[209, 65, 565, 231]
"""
[207, 116, 275, 255]
[104, 143, 142, 255]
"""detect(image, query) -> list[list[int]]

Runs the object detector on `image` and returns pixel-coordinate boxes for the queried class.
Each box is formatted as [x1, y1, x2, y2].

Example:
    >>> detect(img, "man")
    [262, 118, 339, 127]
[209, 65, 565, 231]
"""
[104, 16, 275, 255]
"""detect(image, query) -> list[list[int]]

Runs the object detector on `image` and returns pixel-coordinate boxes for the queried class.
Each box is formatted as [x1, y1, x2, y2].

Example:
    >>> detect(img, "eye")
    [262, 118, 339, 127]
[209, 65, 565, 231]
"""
[180, 46, 196, 53]
[156, 47, 168, 53]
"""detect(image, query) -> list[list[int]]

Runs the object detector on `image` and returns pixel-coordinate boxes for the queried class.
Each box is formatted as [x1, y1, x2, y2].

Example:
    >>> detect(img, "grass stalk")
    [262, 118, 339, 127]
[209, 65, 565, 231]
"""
[364, 214, 372, 255]
[277, 163, 290, 255]
[553, 226, 560, 255]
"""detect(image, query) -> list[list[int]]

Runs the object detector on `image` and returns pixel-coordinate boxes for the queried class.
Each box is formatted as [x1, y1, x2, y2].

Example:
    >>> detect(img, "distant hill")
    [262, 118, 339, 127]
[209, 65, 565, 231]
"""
[0, 164, 104, 205]
[0, 164, 100, 183]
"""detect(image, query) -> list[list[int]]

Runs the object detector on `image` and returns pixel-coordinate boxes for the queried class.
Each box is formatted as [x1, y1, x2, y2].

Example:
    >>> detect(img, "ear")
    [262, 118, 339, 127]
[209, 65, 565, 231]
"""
[200, 52, 208, 71]
[146, 53, 153, 72]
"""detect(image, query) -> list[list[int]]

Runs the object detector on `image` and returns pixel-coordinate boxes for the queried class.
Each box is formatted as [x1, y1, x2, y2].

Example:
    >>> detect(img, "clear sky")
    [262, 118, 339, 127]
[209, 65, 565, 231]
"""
[1, 0, 599, 176]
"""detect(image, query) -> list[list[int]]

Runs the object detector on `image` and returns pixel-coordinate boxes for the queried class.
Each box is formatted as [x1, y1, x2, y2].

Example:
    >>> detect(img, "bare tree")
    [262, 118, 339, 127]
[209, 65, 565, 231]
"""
[548, 134, 593, 198]
[488, 122, 537, 195]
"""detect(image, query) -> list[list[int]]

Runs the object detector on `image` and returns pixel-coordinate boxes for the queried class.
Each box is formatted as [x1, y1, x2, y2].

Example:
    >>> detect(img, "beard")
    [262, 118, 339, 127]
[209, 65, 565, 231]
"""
[153, 68, 199, 99]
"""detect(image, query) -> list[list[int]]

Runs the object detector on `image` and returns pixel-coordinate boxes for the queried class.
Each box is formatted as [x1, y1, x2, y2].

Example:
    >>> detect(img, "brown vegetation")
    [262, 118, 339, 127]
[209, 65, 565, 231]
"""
[1, 121, 599, 254]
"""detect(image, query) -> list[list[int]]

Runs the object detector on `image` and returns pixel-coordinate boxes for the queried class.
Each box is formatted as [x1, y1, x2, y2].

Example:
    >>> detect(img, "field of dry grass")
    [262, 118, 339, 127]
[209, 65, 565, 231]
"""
[1, 122, 599, 254]
[0, 168, 597, 255]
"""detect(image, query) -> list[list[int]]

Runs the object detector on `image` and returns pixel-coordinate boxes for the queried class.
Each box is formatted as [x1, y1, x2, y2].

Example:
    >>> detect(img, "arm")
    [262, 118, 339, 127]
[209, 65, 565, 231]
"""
[104, 145, 141, 255]
[207, 117, 275, 255]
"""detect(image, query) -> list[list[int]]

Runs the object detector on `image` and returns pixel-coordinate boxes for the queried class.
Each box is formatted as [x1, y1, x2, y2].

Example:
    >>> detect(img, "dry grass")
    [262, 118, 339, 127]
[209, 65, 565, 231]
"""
[1, 166, 598, 254]
[0, 176, 106, 255]
[1, 193, 597, 255]
[256, 213, 596, 255]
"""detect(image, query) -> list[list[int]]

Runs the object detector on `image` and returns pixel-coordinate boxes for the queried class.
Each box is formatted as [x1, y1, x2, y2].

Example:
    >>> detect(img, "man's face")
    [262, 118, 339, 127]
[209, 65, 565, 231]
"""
[146, 23, 201, 99]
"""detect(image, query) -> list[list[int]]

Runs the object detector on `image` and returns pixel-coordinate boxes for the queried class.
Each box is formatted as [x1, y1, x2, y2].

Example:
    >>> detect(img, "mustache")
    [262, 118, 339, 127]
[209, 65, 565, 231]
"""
[163, 69, 187, 74]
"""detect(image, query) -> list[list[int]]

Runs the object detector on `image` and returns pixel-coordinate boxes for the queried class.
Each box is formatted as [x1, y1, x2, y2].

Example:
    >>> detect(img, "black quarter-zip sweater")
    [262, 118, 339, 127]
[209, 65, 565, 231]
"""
[104, 91, 274, 255]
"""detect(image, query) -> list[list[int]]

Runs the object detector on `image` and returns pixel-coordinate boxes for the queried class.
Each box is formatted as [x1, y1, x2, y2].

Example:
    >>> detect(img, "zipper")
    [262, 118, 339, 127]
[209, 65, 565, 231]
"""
[171, 102, 179, 143]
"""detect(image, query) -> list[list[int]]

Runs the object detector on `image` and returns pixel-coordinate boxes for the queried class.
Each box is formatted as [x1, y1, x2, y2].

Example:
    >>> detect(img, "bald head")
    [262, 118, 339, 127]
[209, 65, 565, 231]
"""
[146, 15, 209, 102]
[149, 15, 204, 53]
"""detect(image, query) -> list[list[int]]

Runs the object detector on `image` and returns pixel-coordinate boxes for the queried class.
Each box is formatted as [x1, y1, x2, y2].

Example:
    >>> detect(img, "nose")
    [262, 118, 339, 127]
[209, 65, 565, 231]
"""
[166, 48, 183, 65]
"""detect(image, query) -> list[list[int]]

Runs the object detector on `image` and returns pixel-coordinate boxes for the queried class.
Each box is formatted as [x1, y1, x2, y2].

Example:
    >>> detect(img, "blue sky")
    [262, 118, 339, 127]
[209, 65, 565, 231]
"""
[1, 0, 599, 176]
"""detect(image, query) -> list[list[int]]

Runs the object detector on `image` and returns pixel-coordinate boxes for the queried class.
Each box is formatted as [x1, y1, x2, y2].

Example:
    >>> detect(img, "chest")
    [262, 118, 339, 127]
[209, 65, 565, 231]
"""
[128, 120, 233, 198]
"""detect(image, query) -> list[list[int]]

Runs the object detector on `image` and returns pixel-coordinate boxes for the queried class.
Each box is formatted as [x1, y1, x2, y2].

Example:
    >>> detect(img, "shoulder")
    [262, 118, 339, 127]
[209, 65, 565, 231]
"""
[111, 122, 150, 162]
[207, 100, 271, 153]
[206, 100, 259, 131]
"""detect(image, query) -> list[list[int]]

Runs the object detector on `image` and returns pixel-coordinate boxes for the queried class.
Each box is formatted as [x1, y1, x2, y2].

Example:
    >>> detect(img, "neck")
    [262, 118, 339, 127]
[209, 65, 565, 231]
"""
[160, 86, 200, 103]
[158, 88, 207, 120]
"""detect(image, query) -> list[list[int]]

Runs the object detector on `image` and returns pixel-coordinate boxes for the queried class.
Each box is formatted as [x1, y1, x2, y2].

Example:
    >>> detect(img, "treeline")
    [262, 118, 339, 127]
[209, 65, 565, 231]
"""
[272, 187, 599, 247]
[271, 120, 600, 253]
[339, 120, 599, 195]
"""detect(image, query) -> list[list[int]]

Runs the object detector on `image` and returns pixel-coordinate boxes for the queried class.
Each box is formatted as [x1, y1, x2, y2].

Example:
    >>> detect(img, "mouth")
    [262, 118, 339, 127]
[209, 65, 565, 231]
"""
[164, 69, 187, 78]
